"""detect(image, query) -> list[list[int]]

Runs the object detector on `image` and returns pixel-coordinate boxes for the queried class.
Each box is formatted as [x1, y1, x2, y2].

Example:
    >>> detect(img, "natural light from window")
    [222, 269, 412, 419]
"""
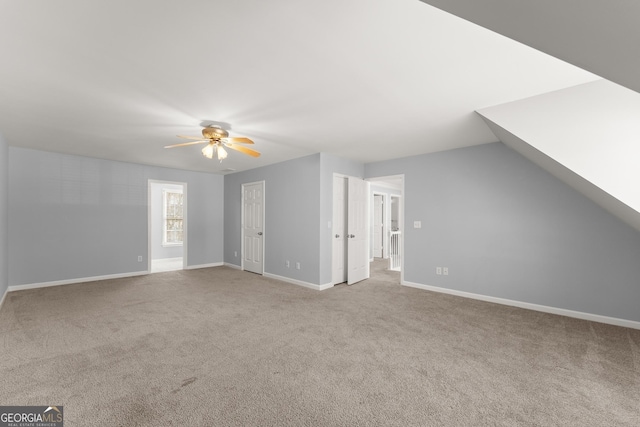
[163, 190, 183, 246]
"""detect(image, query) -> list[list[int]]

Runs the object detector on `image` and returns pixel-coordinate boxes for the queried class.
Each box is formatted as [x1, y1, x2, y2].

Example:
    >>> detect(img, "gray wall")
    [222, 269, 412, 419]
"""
[0, 134, 7, 298]
[224, 154, 322, 284]
[150, 182, 184, 260]
[365, 142, 640, 322]
[224, 153, 364, 286]
[8, 148, 223, 286]
[318, 153, 365, 285]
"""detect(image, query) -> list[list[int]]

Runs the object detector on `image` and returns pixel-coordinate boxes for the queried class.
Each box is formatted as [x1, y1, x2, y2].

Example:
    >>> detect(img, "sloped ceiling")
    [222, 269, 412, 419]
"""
[0, 0, 596, 174]
[478, 80, 640, 232]
[418, 0, 640, 94]
[425, 0, 640, 231]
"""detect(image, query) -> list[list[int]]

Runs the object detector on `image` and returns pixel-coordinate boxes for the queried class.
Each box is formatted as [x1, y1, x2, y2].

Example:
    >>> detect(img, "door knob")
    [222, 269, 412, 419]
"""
[335, 234, 340, 238]
[258, 232, 263, 236]
[349, 234, 355, 238]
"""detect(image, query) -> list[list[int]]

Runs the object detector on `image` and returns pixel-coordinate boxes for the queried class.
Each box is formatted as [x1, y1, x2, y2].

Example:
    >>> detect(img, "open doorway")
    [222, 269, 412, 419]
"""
[372, 193, 385, 259]
[148, 180, 187, 273]
[367, 175, 403, 282]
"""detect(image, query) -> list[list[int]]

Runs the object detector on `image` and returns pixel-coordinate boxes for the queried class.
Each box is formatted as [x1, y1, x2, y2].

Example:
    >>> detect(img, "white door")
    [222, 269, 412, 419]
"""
[347, 177, 369, 285]
[373, 194, 383, 258]
[242, 181, 264, 274]
[332, 176, 348, 284]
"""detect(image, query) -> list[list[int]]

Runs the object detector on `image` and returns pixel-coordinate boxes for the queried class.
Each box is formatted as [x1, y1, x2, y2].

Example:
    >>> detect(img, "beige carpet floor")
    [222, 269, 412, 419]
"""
[1, 261, 639, 426]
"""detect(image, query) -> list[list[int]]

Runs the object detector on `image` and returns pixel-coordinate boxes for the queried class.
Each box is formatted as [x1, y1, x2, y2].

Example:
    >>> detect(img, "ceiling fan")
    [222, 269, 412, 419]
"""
[164, 126, 260, 161]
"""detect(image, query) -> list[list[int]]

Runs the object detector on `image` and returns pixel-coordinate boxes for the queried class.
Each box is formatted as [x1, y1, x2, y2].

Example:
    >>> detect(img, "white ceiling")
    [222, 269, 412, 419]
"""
[419, 0, 640, 94]
[480, 80, 640, 213]
[0, 0, 597, 174]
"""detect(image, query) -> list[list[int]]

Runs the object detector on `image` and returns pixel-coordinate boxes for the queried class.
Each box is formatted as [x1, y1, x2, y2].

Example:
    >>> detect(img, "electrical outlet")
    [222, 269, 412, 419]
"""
[443, 267, 449, 276]
[296, 262, 301, 270]
[436, 267, 442, 275]
[286, 260, 290, 268]
[138, 256, 142, 262]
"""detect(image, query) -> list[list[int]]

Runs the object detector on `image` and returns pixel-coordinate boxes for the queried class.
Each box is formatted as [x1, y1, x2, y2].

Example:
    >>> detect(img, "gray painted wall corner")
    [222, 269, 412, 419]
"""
[224, 154, 323, 284]
[0, 133, 8, 299]
[183, 170, 224, 267]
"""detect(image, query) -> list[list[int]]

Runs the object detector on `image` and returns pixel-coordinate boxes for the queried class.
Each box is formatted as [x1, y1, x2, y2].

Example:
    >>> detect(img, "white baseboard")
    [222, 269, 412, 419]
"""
[184, 262, 223, 270]
[0, 287, 7, 312]
[263, 273, 328, 291]
[402, 280, 640, 330]
[319, 282, 335, 291]
[8, 271, 149, 292]
[224, 267, 333, 291]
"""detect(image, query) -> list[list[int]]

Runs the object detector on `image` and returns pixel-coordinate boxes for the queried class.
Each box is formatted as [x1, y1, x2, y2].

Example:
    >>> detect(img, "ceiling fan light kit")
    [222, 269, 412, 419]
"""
[165, 125, 260, 162]
[216, 145, 228, 160]
[201, 142, 215, 159]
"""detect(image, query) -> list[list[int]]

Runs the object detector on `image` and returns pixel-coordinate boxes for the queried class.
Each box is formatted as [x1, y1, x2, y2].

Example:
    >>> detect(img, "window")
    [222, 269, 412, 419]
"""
[163, 190, 183, 246]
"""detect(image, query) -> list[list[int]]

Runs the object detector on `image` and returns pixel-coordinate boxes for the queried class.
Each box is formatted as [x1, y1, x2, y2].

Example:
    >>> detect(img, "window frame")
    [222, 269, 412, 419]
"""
[162, 189, 184, 247]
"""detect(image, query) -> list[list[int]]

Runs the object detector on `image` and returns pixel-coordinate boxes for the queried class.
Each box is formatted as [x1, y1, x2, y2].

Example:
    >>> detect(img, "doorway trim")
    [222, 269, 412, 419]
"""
[147, 179, 188, 273]
[241, 180, 265, 275]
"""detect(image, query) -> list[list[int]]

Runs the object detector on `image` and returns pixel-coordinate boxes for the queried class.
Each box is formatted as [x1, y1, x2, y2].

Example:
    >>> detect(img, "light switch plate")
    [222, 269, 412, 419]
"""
[414, 221, 422, 229]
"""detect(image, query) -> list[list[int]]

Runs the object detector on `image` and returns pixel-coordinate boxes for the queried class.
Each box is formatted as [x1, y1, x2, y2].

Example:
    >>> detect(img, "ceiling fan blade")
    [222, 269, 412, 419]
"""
[226, 144, 261, 157]
[177, 135, 208, 140]
[224, 137, 254, 144]
[164, 140, 208, 148]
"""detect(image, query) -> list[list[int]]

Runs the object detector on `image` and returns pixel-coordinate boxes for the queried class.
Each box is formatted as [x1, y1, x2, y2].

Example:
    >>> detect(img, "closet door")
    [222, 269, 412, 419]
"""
[347, 177, 369, 285]
[332, 176, 348, 284]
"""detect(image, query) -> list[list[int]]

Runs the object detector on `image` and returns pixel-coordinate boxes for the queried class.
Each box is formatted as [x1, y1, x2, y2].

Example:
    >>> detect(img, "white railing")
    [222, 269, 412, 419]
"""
[389, 231, 401, 271]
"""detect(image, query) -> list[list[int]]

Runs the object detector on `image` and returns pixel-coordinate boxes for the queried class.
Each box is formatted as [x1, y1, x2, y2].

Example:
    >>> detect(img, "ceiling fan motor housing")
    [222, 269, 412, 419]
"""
[202, 126, 228, 139]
